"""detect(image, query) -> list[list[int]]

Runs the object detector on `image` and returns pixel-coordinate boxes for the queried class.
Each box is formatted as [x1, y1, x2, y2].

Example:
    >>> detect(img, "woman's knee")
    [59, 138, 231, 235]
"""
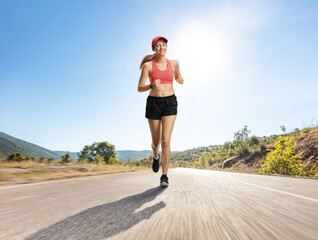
[161, 139, 170, 149]
[151, 134, 161, 147]
[152, 141, 160, 149]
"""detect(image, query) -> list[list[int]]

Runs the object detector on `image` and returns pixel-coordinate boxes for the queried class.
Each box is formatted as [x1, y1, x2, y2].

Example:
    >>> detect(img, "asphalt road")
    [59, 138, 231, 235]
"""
[0, 168, 318, 240]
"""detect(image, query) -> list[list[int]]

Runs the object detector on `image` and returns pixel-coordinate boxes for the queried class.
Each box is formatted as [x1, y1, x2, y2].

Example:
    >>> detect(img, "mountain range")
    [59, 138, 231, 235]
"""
[0, 132, 174, 162]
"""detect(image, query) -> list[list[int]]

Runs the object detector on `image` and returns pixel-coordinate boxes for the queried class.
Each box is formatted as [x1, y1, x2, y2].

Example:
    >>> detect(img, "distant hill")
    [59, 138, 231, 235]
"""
[53, 150, 173, 163]
[117, 150, 180, 162]
[0, 132, 60, 160]
[116, 150, 153, 162]
[0, 132, 179, 162]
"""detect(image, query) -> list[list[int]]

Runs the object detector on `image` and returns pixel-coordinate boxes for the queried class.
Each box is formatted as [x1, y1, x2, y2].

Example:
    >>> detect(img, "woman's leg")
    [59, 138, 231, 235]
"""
[161, 115, 177, 175]
[148, 119, 161, 159]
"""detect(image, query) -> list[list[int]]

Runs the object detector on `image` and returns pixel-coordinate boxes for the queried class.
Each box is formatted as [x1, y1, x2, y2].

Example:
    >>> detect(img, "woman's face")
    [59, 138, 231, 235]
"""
[153, 39, 167, 56]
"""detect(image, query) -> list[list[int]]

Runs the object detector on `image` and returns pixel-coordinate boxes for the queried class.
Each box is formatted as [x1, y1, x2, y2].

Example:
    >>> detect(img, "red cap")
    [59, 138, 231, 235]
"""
[151, 36, 168, 49]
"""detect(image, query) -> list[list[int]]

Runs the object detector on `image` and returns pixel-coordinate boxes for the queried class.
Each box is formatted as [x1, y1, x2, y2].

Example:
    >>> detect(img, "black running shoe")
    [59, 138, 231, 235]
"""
[160, 174, 169, 187]
[152, 154, 160, 173]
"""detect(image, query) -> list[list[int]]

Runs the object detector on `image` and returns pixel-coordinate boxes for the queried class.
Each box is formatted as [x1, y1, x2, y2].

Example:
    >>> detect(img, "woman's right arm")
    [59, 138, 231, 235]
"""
[137, 62, 152, 92]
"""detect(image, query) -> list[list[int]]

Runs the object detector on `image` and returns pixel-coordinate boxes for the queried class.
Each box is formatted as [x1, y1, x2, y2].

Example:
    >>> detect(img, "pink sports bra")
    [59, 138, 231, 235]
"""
[149, 58, 174, 84]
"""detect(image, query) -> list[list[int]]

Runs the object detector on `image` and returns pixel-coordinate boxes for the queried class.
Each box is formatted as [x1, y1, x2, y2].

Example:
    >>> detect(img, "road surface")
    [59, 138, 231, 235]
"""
[0, 168, 317, 240]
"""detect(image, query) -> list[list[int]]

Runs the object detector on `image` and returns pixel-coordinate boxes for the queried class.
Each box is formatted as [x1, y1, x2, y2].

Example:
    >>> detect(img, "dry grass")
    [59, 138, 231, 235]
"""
[0, 160, 150, 185]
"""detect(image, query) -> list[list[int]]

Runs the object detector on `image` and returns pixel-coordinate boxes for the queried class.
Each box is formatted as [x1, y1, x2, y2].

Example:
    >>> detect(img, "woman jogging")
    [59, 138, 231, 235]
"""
[137, 36, 184, 187]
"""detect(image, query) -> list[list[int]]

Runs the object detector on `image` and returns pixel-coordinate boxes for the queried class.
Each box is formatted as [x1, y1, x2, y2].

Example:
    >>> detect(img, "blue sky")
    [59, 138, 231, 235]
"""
[1, 0, 318, 152]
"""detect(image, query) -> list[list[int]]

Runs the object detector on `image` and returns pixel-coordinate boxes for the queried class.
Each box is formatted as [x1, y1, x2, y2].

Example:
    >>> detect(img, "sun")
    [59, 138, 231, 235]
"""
[169, 19, 231, 85]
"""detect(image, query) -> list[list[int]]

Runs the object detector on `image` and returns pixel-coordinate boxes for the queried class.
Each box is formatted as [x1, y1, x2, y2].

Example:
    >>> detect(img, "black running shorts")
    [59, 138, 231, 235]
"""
[145, 94, 178, 120]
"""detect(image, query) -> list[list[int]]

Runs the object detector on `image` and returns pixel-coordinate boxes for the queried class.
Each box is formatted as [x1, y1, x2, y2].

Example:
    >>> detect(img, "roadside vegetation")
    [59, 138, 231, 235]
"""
[258, 136, 313, 176]
[1, 124, 318, 184]
[0, 141, 150, 185]
[171, 124, 318, 178]
[0, 160, 149, 185]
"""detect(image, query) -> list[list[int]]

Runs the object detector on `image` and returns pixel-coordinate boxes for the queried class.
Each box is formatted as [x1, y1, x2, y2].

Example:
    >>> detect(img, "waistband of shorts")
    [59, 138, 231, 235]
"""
[147, 94, 176, 100]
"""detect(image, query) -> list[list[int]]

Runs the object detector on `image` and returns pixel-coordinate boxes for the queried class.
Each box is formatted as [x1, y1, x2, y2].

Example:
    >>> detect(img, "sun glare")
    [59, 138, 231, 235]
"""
[169, 2, 270, 91]
[170, 19, 232, 89]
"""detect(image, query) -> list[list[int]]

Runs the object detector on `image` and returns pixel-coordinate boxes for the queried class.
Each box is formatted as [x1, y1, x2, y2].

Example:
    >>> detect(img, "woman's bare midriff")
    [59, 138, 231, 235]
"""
[149, 84, 175, 97]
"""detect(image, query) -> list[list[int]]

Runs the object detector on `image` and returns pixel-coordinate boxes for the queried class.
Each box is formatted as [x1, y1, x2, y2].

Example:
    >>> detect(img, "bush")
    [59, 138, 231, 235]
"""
[6, 153, 26, 162]
[108, 156, 120, 165]
[260, 144, 267, 152]
[235, 143, 250, 157]
[93, 154, 104, 164]
[222, 141, 235, 151]
[59, 152, 72, 164]
[47, 157, 55, 164]
[77, 157, 85, 164]
[248, 135, 260, 147]
[258, 136, 305, 176]
[292, 128, 301, 137]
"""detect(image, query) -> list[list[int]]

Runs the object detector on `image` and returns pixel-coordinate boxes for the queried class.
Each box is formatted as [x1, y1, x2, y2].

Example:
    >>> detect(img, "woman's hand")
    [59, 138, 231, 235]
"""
[152, 79, 162, 89]
[176, 75, 184, 84]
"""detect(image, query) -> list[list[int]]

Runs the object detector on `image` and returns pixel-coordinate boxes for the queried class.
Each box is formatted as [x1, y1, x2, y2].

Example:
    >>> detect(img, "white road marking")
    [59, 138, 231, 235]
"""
[224, 177, 318, 203]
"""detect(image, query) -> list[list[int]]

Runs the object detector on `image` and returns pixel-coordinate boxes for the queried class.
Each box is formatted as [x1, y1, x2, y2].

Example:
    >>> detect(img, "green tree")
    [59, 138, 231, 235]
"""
[234, 125, 251, 143]
[222, 141, 235, 151]
[208, 159, 214, 166]
[198, 154, 208, 168]
[94, 142, 117, 164]
[78, 142, 117, 164]
[259, 136, 304, 175]
[60, 152, 72, 164]
[233, 125, 251, 156]
[78, 145, 94, 163]
[280, 125, 286, 134]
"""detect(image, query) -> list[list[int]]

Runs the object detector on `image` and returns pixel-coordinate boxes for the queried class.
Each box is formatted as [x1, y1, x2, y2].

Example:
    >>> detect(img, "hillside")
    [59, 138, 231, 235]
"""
[171, 145, 221, 166]
[171, 126, 318, 177]
[52, 150, 171, 163]
[231, 128, 318, 174]
[0, 132, 177, 163]
[0, 132, 60, 160]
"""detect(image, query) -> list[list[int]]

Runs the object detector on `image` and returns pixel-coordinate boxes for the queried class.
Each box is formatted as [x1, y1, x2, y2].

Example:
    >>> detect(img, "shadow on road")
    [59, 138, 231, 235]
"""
[25, 186, 166, 240]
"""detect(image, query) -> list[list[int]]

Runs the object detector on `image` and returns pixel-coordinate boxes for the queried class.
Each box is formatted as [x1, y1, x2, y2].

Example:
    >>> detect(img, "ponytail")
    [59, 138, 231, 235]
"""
[139, 54, 156, 70]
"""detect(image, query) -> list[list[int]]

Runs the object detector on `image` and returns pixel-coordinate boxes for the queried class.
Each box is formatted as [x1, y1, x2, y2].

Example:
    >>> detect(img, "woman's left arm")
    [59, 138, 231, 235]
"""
[172, 60, 184, 84]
